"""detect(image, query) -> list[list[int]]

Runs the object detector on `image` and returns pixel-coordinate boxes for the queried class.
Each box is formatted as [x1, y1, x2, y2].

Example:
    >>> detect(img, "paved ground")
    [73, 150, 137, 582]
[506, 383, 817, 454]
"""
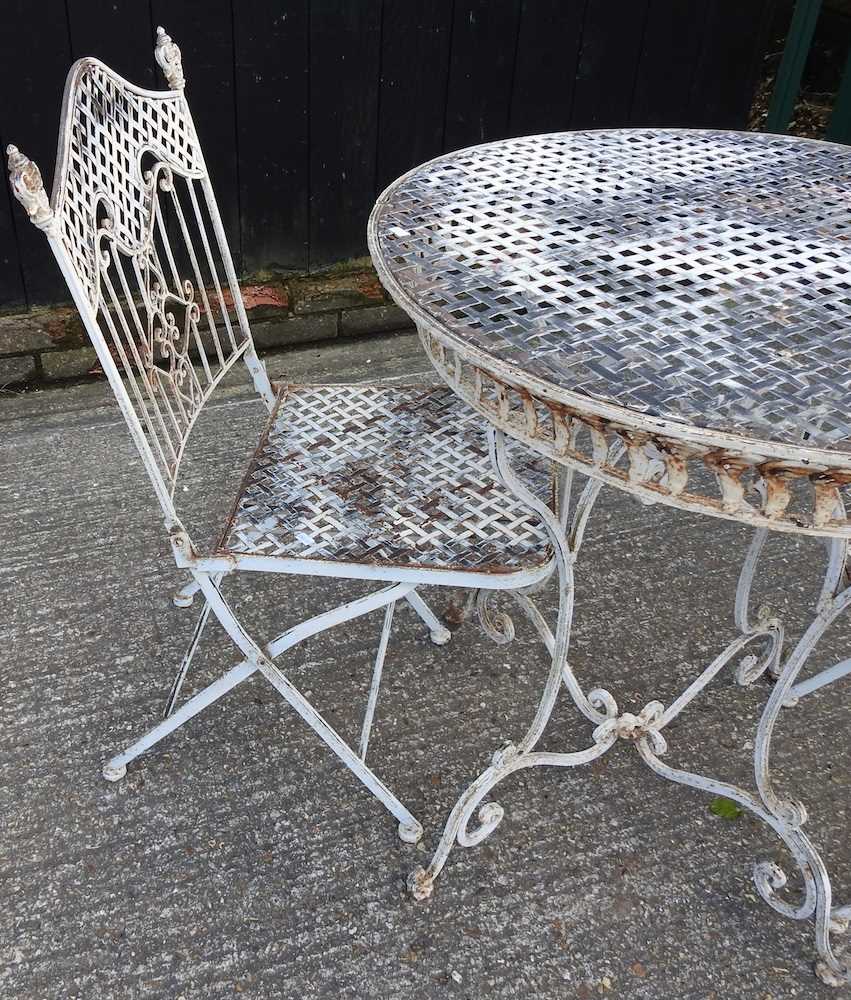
[3, 331, 851, 999]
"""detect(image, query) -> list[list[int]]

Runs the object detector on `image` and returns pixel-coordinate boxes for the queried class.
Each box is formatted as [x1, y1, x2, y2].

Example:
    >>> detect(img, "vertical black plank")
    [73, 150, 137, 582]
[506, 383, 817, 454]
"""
[376, 0, 453, 193]
[508, 0, 585, 136]
[686, 0, 775, 127]
[66, 0, 156, 88]
[234, 1, 309, 273]
[309, 1, 382, 268]
[443, 0, 523, 152]
[570, 0, 650, 128]
[1, 0, 72, 304]
[630, 0, 709, 126]
[150, 1, 242, 270]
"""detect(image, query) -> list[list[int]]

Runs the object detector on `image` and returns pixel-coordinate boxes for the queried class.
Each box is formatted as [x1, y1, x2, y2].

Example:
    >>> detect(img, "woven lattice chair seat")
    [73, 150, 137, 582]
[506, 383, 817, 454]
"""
[219, 383, 554, 573]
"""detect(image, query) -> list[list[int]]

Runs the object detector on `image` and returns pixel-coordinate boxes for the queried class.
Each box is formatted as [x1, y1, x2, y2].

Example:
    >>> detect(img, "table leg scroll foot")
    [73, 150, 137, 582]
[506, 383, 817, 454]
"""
[815, 960, 851, 988]
[814, 916, 851, 987]
[411, 736, 614, 899]
[816, 905, 851, 986]
[408, 866, 434, 901]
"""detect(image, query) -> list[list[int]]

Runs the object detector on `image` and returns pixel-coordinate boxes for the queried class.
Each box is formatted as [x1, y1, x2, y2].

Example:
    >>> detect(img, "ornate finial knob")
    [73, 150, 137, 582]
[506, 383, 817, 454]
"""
[155, 26, 185, 90]
[6, 144, 56, 233]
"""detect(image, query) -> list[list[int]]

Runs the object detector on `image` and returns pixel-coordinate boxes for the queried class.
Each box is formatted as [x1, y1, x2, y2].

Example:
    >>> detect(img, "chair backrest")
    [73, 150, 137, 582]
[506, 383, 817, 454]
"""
[7, 28, 274, 531]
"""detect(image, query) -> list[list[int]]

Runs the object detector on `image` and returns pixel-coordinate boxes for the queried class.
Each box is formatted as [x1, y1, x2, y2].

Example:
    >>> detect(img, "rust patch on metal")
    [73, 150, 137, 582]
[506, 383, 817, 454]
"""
[207, 281, 289, 317]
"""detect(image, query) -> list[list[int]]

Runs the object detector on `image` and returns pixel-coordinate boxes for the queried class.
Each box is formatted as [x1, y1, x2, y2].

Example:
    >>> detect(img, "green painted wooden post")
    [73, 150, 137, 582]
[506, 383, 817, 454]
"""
[827, 46, 851, 142]
[764, 0, 822, 133]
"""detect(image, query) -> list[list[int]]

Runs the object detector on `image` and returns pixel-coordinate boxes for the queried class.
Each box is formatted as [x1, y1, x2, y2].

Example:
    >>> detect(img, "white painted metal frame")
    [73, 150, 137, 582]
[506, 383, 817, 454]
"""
[775, 532, 851, 707]
[6, 30, 557, 850]
[368, 131, 851, 985]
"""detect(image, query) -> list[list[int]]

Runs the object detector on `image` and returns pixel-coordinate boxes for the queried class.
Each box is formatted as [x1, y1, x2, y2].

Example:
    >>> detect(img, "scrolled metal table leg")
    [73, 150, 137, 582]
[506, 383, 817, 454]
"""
[443, 588, 515, 645]
[780, 534, 851, 708]
[733, 527, 784, 681]
[472, 590, 516, 645]
[718, 515, 851, 982]
[733, 517, 851, 706]
[635, 611, 851, 988]
[447, 442, 616, 653]
[408, 733, 616, 900]
[412, 431, 851, 985]
[409, 429, 620, 899]
[750, 586, 851, 985]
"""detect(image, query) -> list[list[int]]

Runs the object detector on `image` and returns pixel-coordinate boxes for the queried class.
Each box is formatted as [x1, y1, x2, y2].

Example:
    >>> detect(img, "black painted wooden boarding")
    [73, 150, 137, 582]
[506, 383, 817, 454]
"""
[376, 0, 453, 195]
[1, 0, 774, 307]
[234, 1, 310, 274]
[309, 2, 382, 268]
[1, 0, 73, 308]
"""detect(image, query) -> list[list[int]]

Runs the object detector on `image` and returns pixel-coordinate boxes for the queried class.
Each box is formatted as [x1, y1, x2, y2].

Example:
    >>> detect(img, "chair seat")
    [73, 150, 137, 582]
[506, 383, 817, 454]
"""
[218, 383, 555, 575]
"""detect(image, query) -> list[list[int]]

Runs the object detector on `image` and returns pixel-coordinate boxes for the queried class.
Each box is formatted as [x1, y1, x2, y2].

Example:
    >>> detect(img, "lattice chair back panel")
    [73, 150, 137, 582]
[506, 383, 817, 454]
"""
[7, 30, 273, 519]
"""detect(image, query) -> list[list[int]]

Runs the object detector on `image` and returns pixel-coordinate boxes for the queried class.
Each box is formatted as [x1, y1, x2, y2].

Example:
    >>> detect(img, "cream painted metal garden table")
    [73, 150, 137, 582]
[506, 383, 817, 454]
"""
[368, 128, 851, 986]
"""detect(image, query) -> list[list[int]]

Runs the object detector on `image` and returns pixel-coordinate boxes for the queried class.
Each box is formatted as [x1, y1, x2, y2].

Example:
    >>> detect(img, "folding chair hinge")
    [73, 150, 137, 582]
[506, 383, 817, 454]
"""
[251, 651, 277, 673]
[169, 527, 198, 566]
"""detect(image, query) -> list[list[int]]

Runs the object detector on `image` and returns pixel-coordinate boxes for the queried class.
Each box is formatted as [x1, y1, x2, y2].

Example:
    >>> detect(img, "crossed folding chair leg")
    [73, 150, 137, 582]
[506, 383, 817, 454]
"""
[102, 574, 452, 844]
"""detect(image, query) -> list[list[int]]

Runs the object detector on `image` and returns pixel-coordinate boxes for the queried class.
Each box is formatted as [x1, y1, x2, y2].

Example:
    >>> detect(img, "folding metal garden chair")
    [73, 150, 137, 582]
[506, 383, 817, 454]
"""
[7, 29, 556, 844]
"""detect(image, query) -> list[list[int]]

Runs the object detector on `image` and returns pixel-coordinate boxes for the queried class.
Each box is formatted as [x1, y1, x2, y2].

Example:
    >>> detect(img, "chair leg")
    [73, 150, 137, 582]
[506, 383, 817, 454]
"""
[194, 574, 425, 843]
[163, 597, 215, 719]
[103, 660, 257, 780]
[173, 576, 202, 608]
[406, 590, 451, 645]
[359, 601, 395, 761]
[109, 583, 409, 777]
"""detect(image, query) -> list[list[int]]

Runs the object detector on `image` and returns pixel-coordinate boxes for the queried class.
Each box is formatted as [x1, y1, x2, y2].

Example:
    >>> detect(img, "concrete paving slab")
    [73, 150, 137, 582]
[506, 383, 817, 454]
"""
[2, 332, 851, 999]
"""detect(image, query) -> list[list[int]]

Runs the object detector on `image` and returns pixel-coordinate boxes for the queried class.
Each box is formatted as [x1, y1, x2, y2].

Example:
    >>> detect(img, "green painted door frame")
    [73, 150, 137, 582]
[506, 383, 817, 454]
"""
[765, 0, 823, 133]
[828, 46, 851, 140]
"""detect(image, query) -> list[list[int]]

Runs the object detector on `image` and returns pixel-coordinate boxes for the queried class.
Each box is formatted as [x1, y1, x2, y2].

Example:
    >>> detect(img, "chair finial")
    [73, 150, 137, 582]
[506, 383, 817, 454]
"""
[155, 27, 185, 90]
[6, 145, 56, 233]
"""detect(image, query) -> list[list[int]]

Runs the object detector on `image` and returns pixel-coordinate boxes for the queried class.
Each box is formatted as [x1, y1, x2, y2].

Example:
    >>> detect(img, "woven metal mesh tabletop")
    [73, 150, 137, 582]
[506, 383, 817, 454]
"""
[370, 129, 851, 456]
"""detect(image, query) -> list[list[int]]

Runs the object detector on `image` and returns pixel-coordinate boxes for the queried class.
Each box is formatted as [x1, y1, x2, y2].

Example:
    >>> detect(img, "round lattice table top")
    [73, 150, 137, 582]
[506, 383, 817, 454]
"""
[369, 129, 851, 456]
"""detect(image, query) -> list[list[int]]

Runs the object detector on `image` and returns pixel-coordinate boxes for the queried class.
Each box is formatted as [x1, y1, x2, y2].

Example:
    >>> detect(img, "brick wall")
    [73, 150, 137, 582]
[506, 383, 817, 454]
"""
[0, 259, 413, 390]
